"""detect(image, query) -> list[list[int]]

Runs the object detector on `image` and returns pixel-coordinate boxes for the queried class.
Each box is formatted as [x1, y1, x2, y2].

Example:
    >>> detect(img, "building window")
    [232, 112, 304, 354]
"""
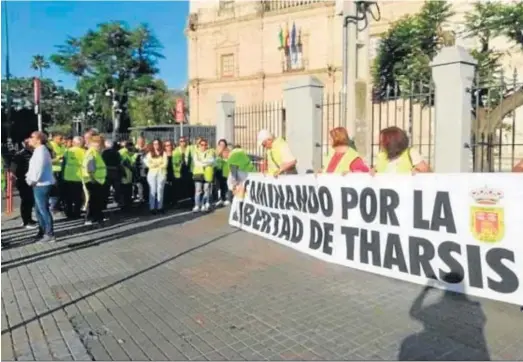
[219, 0, 234, 10]
[220, 54, 235, 77]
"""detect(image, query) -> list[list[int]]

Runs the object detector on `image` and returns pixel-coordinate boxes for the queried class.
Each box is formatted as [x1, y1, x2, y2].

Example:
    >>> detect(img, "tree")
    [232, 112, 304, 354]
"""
[372, 1, 523, 170]
[128, 79, 172, 126]
[30, 54, 50, 78]
[50, 22, 164, 133]
[1, 77, 81, 141]
[372, 1, 454, 99]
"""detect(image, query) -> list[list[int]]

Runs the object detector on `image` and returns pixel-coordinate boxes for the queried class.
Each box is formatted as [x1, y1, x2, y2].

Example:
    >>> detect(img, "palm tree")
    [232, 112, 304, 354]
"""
[30, 54, 50, 78]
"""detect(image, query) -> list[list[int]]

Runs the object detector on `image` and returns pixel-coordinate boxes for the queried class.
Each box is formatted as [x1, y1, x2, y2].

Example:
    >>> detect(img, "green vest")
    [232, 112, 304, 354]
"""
[193, 149, 215, 182]
[82, 148, 107, 184]
[227, 148, 256, 173]
[172, 147, 190, 179]
[63, 146, 86, 182]
[322, 148, 359, 174]
[49, 141, 66, 172]
[375, 149, 414, 174]
[119, 148, 133, 184]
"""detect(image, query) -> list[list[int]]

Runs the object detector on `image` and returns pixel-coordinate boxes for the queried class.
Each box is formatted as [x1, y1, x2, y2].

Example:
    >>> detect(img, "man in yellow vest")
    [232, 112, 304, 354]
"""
[62, 136, 85, 219]
[83, 135, 107, 225]
[119, 141, 134, 211]
[48, 132, 66, 212]
[174, 136, 193, 202]
[257, 129, 297, 176]
[214, 139, 230, 206]
[192, 138, 215, 212]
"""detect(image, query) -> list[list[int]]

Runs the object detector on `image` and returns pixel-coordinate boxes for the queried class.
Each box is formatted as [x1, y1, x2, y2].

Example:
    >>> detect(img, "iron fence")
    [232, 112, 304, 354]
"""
[320, 92, 343, 168]
[470, 70, 522, 172]
[233, 101, 286, 157]
[101, 125, 216, 146]
[370, 81, 435, 167]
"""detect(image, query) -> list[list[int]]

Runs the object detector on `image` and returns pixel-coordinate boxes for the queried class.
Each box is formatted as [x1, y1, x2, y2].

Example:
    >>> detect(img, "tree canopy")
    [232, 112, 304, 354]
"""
[50, 21, 165, 132]
[30, 54, 50, 78]
[1, 77, 80, 141]
[372, 1, 523, 133]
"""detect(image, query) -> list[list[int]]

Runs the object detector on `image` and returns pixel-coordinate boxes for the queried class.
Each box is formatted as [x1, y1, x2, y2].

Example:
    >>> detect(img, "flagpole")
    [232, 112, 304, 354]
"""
[3, 0, 12, 141]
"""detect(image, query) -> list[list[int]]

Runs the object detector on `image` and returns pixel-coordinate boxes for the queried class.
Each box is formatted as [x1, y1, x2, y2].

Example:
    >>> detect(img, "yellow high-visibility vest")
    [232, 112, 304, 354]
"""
[193, 149, 215, 182]
[82, 148, 107, 184]
[49, 141, 66, 172]
[63, 146, 85, 182]
[322, 148, 359, 174]
[375, 149, 414, 174]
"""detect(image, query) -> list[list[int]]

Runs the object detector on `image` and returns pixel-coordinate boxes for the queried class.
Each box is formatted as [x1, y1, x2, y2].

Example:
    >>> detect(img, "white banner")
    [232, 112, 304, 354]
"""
[229, 173, 523, 305]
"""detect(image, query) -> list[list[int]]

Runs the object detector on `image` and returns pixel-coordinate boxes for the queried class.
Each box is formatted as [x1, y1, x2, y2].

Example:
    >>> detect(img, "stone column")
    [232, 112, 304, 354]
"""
[283, 76, 324, 174]
[216, 94, 235, 145]
[430, 46, 477, 172]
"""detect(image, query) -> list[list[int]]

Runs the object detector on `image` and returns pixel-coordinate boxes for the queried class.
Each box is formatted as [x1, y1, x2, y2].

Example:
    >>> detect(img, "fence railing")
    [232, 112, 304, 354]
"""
[370, 81, 435, 167]
[470, 70, 522, 172]
[100, 126, 217, 146]
[233, 101, 286, 157]
[320, 92, 343, 167]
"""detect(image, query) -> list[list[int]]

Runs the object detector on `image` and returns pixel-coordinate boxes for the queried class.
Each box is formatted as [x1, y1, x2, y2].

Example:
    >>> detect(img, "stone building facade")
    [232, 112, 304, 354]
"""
[186, 0, 522, 126]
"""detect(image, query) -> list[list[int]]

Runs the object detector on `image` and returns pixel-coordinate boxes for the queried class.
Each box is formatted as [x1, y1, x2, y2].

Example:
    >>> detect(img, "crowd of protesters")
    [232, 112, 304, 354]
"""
[1, 125, 522, 245]
[2, 129, 256, 244]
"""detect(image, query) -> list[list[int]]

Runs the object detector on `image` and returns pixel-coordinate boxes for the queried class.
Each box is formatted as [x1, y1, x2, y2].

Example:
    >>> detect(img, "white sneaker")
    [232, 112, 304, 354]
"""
[224, 200, 231, 206]
[192, 206, 201, 212]
[215, 200, 224, 207]
[203, 203, 211, 212]
[84, 221, 93, 226]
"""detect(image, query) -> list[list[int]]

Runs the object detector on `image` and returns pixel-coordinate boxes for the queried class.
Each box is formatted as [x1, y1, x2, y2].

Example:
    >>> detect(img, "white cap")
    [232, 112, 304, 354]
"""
[257, 129, 272, 147]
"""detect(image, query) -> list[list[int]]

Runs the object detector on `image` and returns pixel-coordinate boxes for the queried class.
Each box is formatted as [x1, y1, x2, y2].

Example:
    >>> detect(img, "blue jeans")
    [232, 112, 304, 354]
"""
[33, 185, 54, 236]
[147, 172, 166, 210]
[194, 181, 212, 207]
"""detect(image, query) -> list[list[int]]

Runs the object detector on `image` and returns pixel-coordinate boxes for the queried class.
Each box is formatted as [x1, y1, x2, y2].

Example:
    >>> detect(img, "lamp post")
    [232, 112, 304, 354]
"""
[3, 1, 12, 141]
[105, 88, 121, 141]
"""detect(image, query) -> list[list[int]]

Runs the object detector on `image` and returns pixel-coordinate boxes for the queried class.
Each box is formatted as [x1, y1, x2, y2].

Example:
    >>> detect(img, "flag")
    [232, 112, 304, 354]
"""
[278, 26, 284, 49]
[283, 25, 289, 49]
[291, 22, 297, 47]
[285, 23, 290, 47]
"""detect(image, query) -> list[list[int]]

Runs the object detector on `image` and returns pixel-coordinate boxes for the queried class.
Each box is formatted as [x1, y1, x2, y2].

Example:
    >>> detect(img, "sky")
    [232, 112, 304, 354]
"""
[1, 1, 189, 90]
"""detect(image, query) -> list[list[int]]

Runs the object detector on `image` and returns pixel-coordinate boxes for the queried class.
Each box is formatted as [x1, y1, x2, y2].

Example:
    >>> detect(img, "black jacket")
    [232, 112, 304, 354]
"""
[11, 147, 33, 181]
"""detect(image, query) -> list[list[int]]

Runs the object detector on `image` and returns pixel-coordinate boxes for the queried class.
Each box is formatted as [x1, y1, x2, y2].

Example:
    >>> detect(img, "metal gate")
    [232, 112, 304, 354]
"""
[233, 101, 286, 158]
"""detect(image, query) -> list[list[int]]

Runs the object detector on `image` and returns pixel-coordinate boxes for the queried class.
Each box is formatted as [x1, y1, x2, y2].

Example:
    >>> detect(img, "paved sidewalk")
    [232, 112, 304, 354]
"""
[2, 207, 523, 361]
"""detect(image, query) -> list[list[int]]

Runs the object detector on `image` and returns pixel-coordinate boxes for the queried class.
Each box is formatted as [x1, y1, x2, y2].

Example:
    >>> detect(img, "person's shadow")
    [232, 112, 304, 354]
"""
[398, 273, 490, 361]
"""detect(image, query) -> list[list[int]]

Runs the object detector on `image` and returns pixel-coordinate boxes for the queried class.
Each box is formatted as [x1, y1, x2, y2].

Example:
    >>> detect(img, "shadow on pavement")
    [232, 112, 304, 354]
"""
[1, 229, 238, 335]
[398, 273, 490, 361]
[1, 206, 212, 272]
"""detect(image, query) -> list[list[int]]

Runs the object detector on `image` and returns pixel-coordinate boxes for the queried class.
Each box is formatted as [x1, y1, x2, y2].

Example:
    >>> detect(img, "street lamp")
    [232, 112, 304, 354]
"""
[105, 88, 122, 140]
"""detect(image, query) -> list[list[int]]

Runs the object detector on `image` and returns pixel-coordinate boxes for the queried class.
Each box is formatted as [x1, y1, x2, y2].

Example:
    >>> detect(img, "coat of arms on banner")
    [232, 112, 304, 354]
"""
[469, 186, 505, 243]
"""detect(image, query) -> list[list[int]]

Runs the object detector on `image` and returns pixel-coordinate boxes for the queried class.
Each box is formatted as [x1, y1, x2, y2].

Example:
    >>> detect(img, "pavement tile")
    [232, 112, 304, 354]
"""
[2, 206, 523, 361]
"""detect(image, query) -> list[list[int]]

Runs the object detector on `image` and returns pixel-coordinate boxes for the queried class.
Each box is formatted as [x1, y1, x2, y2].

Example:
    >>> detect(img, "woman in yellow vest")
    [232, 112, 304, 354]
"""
[257, 129, 297, 176]
[322, 127, 370, 174]
[144, 139, 168, 214]
[192, 138, 215, 212]
[82, 135, 107, 225]
[173, 136, 193, 202]
[62, 136, 85, 219]
[372, 126, 431, 174]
